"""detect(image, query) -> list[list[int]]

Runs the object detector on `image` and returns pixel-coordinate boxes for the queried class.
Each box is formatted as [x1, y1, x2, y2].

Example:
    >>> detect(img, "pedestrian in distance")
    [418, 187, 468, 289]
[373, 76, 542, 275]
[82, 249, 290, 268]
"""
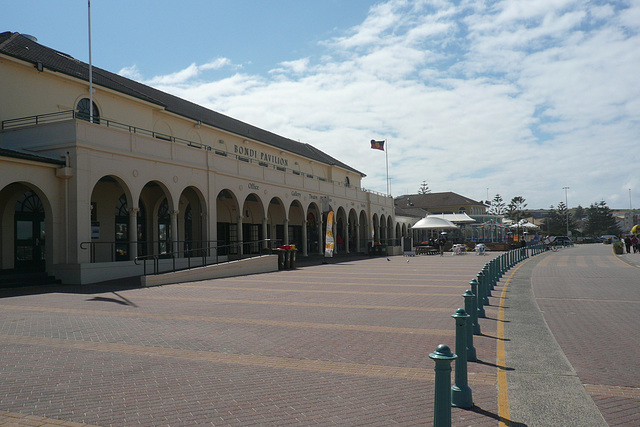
[438, 233, 447, 257]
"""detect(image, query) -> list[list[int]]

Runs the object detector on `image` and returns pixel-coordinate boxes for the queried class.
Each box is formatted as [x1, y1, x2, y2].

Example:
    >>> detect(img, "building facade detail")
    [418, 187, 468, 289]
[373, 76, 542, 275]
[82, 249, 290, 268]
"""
[0, 32, 398, 285]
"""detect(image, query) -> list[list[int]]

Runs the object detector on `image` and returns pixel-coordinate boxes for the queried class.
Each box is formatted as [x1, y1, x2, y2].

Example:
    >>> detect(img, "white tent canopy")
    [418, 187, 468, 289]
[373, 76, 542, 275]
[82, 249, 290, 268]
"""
[411, 215, 459, 230]
[509, 219, 540, 230]
[430, 212, 476, 224]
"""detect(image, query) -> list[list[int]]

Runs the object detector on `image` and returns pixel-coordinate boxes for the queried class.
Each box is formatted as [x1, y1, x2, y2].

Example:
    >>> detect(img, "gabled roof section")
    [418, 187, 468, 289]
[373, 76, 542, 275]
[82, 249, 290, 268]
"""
[0, 31, 363, 176]
[395, 192, 484, 210]
[394, 206, 429, 218]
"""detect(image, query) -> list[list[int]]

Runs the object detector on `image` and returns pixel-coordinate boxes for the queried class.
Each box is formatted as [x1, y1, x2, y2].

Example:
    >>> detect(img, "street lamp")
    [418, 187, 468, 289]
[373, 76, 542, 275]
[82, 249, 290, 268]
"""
[563, 187, 570, 237]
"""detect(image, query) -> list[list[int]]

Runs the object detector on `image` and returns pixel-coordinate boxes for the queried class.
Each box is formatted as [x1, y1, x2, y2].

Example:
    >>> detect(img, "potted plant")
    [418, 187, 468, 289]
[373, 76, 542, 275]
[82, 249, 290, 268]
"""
[613, 241, 624, 254]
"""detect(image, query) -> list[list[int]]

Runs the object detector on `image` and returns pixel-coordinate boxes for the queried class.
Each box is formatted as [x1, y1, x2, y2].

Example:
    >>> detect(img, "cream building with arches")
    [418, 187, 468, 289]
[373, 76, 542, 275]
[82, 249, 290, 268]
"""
[0, 32, 399, 285]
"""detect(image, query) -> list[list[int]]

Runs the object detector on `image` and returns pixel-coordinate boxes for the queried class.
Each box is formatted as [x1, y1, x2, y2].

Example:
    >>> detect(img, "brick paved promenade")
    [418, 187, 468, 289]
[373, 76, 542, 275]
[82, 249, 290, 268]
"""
[1, 244, 638, 426]
[1, 253, 502, 426]
[503, 244, 640, 426]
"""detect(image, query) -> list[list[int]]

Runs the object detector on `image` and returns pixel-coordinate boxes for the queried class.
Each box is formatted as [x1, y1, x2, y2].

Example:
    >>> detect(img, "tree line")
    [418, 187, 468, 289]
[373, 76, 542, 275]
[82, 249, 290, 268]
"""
[486, 194, 622, 238]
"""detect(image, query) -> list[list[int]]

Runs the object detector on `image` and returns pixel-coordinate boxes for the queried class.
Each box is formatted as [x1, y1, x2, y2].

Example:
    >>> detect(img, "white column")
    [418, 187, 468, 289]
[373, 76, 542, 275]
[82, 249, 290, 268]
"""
[345, 222, 350, 253]
[302, 220, 308, 256]
[129, 207, 139, 260]
[318, 213, 324, 255]
[170, 210, 179, 257]
[284, 218, 289, 245]
[262, 218, 268, 249]
[237, 216, 243, 256]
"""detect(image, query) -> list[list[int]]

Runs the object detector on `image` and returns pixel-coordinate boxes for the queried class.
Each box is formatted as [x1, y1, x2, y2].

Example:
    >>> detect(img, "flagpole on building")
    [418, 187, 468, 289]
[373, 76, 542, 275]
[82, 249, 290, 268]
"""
[385, 139, 390, 196]
[88, 0, 94, 123]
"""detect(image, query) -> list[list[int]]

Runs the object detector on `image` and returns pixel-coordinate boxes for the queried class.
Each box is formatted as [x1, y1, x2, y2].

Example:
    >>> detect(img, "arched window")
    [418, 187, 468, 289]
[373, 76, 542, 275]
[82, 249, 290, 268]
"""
[76, 98, 100, 123]
[458, 207, 467, 214]
[345, 176, 350, 187]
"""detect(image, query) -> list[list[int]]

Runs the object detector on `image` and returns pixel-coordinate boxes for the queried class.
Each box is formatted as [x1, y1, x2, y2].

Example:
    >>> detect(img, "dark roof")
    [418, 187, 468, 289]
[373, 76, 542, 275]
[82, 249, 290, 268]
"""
[0, 147, 65, 165]
[394, 205, 429, 218]
[0, 31, 363, 176]
[395, 192, 484, 211]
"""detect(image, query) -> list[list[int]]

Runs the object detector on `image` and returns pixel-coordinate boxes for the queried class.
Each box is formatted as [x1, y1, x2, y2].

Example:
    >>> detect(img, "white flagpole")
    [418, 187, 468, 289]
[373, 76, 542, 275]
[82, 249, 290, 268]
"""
[385, 139, 390, 196]
[88, 0, 94, 123]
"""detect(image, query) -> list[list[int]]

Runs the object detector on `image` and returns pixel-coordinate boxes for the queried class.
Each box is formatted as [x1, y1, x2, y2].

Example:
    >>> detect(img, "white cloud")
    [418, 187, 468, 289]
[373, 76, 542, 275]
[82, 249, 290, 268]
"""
[128, 0, 640, 209]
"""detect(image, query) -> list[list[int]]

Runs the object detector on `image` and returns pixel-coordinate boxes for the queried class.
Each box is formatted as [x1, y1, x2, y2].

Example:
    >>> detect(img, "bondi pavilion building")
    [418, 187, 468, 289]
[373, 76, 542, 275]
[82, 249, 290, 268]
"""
[0, 31, 399, 286]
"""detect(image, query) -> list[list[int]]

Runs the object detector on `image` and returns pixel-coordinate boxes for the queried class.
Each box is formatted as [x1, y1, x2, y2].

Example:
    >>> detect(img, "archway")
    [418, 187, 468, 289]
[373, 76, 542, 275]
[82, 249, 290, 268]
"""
[288, 200, 304, 250]
[359, 210, 369, 252]
[242, 193, 265, 254]
[267, 197, 287, 246]
[216, 189, 239, 256]
[179, 186, 206, 256]
[306, 203, 321, 255]
[13, 190, 46, 271]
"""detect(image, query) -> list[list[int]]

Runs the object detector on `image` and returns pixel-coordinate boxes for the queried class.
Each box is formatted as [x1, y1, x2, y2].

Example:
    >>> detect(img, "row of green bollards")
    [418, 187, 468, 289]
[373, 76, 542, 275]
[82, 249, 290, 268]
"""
[429, 243, 551, 427]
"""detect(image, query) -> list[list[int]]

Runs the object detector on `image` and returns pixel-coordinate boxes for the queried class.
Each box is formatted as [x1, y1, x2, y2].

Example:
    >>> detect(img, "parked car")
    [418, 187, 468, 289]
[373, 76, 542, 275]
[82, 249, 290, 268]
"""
[600, 235, 619, 244]
[554, 236, 573, 246]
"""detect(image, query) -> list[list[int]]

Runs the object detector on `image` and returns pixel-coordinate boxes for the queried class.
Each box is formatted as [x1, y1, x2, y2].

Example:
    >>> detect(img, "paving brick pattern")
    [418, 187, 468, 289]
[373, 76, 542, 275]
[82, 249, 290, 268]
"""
[531, 245, 640, 427]
[0, 253, 502, 426]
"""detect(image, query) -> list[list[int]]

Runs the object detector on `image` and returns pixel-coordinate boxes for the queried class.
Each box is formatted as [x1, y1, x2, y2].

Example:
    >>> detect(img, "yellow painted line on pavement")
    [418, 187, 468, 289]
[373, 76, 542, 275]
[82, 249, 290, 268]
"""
[496, 260, 531, 427]
[0, 333, 495, 384]
[1, 305, 454, 336]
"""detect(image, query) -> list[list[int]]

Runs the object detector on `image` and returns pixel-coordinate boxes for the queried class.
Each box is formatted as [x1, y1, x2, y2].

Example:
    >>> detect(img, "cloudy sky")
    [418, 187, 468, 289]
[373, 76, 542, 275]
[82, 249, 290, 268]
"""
[5, 0, 640, 209]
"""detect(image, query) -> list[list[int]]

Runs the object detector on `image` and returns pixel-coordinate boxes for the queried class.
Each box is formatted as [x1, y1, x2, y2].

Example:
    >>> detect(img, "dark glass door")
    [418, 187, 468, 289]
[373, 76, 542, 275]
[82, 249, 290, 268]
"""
[14, 192, 45, 271]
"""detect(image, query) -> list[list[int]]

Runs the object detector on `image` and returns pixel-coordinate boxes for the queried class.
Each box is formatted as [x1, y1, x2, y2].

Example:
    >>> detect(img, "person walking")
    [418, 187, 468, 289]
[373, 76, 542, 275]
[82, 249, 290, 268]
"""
[438, 233, 447, 256]
[624, 236, 632, 254]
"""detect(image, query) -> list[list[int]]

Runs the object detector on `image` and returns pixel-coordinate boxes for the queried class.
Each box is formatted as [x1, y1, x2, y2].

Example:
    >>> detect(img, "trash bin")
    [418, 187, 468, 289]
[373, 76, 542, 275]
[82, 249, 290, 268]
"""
[275, 249, 286, 270]
[283, 250, 291, 269]
[289, 249, 297, 269]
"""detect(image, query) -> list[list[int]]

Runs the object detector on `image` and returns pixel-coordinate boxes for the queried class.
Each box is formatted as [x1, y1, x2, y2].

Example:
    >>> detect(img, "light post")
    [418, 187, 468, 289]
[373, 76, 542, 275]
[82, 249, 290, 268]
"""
[563, 187, 570, 237]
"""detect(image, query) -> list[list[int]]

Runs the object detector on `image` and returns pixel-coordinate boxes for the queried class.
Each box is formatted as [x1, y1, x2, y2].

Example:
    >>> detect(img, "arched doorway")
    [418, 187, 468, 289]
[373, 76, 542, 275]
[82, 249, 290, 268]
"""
[14, 191, 45, 271]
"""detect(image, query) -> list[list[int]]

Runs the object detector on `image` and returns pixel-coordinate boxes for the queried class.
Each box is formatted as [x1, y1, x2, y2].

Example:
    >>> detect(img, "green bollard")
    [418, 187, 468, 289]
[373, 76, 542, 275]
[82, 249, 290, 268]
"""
[429, 344, 457, 427]
[481, 266, 491, 302]
[462, 291, 477, 361]
[451, 308, 473, 408]
[488, 259, 495, 290]
[469, 279, 481, 335]
[492, 259, 497, 288]
[476, 271, 486, 318]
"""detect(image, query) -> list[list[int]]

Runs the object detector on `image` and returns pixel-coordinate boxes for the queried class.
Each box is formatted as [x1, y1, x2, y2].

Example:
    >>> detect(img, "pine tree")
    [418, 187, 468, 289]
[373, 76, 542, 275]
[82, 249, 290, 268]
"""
[584, 201, 620, 236]
[418, 181, 431, 194]
[488, 194, 506, 215]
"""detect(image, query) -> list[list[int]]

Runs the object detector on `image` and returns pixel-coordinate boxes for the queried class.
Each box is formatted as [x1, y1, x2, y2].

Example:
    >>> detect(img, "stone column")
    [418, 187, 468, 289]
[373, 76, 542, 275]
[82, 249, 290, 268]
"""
[262, 218, 268, 250]
[284, 218, 289, 245]
[129, 207, 139, 260]
[170, 210, 179, 257]
[318, 213, 324, 255]
[302, 220, 308, 256]
[237, 215, 244, 256]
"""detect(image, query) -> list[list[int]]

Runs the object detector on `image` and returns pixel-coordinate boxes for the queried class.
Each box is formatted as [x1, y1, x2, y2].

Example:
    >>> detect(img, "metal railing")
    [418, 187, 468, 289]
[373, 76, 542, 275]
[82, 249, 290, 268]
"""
[2, 110, 392, 198]
[133, 238, 279, 276]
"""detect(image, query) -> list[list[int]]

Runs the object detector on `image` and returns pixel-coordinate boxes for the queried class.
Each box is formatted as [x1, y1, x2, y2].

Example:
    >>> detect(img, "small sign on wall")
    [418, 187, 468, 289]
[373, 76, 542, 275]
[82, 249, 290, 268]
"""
[91, 221, 100, 240]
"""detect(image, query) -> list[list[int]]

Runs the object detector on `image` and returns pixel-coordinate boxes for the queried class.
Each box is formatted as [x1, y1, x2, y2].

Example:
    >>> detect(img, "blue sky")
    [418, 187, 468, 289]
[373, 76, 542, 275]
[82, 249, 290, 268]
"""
[5, 0, 640, 210]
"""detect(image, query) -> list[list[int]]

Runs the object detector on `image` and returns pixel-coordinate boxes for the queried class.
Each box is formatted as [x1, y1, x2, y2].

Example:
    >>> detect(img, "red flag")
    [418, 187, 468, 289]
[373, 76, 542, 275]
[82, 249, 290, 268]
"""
[370, 139, 385, 150]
